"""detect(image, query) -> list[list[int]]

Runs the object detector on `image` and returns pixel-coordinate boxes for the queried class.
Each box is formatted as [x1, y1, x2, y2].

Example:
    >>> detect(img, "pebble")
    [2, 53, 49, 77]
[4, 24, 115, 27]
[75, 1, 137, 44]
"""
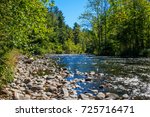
[96, 92, 105, 100]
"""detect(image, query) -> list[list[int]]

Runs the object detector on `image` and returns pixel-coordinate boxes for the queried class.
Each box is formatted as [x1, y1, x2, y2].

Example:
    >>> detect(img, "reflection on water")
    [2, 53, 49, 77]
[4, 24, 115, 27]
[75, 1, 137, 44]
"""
[50, 54, 150, 94]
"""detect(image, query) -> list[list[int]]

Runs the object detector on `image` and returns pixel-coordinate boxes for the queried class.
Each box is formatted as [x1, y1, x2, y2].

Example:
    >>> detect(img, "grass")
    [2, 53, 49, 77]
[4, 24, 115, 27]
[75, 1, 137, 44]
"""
[0, 49, 20, 89]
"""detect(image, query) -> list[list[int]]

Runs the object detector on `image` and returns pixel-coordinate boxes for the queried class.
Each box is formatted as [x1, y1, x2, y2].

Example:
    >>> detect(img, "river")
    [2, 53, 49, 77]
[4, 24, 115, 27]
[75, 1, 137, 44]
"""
[50, 54, 150, 98]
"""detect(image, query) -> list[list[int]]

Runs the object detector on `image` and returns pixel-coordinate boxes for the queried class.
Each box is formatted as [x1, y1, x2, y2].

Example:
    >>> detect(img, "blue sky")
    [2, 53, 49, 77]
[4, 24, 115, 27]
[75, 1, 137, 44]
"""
[54, 0, 88, 28]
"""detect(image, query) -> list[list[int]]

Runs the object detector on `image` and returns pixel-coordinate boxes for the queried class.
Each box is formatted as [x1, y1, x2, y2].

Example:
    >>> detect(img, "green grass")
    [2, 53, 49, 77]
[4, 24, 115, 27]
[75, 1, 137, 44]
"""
[0, 49, 20, 89]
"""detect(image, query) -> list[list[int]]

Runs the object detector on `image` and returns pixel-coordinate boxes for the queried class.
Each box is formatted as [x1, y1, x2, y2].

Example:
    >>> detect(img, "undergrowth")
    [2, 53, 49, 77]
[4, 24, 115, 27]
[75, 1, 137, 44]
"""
[0, 49, 20, 89]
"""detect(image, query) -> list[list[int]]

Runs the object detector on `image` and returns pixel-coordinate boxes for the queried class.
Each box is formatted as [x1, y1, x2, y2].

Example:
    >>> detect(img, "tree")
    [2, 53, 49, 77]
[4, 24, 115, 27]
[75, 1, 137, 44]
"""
[73, 22, 81, 45]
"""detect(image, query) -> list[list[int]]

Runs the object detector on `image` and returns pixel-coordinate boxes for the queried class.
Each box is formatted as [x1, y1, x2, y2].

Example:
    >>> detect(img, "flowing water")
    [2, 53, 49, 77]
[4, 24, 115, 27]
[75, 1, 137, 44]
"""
[50, 54, 150, 95]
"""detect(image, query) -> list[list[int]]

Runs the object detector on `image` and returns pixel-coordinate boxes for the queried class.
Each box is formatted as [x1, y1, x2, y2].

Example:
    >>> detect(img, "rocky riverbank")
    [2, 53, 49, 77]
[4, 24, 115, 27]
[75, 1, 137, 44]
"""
[0, 55, 150, 100]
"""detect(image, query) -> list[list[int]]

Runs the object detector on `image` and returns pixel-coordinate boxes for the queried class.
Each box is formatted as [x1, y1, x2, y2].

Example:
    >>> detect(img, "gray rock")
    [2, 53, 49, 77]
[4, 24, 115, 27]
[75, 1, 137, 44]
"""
[46, 75, 55, 80]
[106, 93, 120, 100]
[90, 71, 95, 75]
[78, 94, 89, 100]
[46, 86, 57, 93]
[24, 78, 31, 84]
[46, 92, 52, 96]
[122, 94, 129, 99]
[31, 85, 43, 91]
[55, 75, 63, 79]
[96, 92, 105, 99]
[91, 89, 98, 94]
[26, 82, 33, 89]
[13, 91, 24, 100]
[24, 95, 31, 100]
[62, 88, 69, 97]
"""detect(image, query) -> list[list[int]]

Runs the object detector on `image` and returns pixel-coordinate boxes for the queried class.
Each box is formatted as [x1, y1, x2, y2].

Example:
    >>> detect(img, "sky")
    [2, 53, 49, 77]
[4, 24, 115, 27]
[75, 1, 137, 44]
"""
[54, 0, 88, 28]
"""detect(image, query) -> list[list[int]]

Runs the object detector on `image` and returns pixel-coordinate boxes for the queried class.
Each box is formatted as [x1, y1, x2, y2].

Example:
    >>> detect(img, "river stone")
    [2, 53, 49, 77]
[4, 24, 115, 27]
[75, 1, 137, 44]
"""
[46, 86, 57, 93]
[96, 92, 105, 100]
[91, 89, 98, 94]
[78, 94, 89, 100]
[105, 93, 120, 100]
[122, 94, 129, 99]
[55, 75, 63, 79]
[13, 91, 24, 100]
[31, 85, 43, 91]
[46, 75, 55, 80]
[15, 79, 21, 85]
[46, 92, 52, 96]
[90, 71, 95, 75]
[26, 82, 33, 89]
[62, 88, 69, 97]
[24, 95, 31, 100]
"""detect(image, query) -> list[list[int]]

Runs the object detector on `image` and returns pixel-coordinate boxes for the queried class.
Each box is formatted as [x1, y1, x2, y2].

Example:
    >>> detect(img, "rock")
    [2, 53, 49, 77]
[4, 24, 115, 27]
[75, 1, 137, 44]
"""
[26, 82, 33, 89]
[78, 94, 89, 100]
[46, 92, 52, 96]
[85, 93, 93, 97]
[24, 58, 34, 64]
[91, 89, 98, 94]
[62, 88, 69, 97]
[46, 75, 55, 80]
[96, 92, 105, 100]
[105, 93, 120, 100]
[122, 94, 129, 99]
[31, 85, 43, 91]
[13, 91, 24, 100]
[70, 94, 78, 98]
[24, 95, 31, 100]
[0, 89, 8, 95]
[15, 80, 21, 85]
[55, 75, 63, 79]
[90, 71, 95, 75]
[46, 86, 57, 93]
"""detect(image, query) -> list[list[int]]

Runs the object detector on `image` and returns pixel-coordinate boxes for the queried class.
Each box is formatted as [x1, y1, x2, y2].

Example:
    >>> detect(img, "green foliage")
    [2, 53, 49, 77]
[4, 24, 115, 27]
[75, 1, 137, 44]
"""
[80, 0, 150, 57]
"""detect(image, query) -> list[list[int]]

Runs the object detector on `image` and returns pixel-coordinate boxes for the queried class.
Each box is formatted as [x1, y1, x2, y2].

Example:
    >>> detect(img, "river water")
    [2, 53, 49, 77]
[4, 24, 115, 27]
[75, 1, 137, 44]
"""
[50, 54, 150, 96]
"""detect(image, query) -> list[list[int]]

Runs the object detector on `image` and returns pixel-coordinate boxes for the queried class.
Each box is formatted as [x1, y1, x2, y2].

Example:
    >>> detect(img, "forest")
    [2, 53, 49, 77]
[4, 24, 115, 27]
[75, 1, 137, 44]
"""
[0, 0, 150, 87]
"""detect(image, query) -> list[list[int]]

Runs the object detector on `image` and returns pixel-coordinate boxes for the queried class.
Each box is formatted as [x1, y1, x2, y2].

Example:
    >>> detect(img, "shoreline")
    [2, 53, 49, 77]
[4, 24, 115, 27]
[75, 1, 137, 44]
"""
[0, 55, 150, 100]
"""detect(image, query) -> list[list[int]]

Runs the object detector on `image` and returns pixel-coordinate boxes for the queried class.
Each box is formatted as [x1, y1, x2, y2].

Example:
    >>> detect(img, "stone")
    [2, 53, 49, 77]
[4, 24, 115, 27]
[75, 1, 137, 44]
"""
[15, 80, 21, 84]
[0, 89, 8, 95]
[46, 86, 57, 93]
[55, 75, 63, 79]
[91, 89, 98, 94]
[122, 94, 129, 99]
[31, 85, 43, 91]
[96, 92, 105, 99]
[62, 88, 69, 97]
[90, 71, 95, 75]
[105, 93, 120, 100]
[78, 94, 89, 100]
[24, 95, 31, 100]
[46, 92, 52, 96]
[13, 91, 24, 100]
[26, 82, 33, 89]
[46, 75, 55, 80]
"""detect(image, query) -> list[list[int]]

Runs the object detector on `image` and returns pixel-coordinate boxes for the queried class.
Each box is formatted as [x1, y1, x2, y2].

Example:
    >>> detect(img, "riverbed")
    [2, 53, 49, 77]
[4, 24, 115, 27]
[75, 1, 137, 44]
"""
[49, 54, 150, 99]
